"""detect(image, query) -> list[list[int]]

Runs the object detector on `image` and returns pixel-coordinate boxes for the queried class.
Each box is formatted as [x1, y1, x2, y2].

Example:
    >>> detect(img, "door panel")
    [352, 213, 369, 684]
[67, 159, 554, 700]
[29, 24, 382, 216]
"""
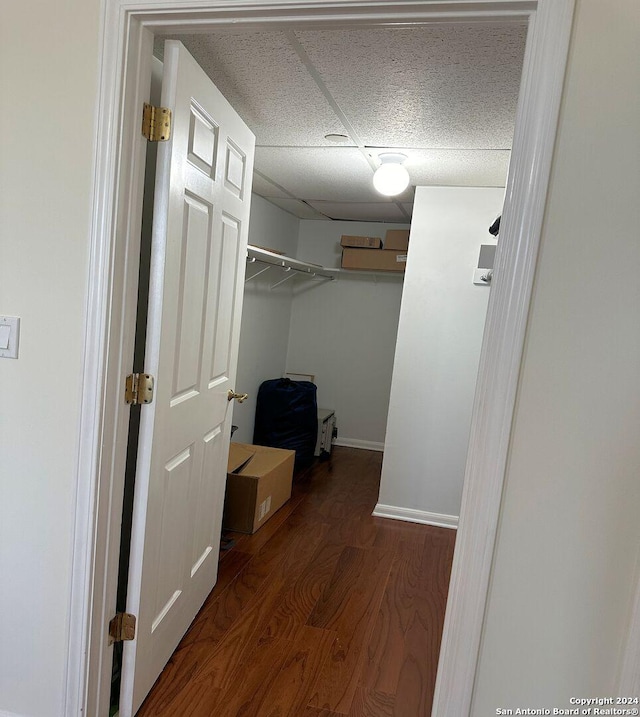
[212, 215, 241, 380]
[172, 195, 211, 399]
[119, 40, 255, 717]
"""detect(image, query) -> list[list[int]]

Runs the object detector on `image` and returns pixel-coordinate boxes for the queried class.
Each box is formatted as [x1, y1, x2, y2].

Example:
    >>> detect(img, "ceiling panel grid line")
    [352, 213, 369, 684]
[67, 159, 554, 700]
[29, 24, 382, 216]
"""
[284, 29, 378, 173]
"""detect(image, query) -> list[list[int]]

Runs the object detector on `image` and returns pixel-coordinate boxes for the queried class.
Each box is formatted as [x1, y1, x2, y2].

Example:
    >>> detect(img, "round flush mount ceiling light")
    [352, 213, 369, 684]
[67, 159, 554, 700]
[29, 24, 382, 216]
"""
[373, 153, 410, 196]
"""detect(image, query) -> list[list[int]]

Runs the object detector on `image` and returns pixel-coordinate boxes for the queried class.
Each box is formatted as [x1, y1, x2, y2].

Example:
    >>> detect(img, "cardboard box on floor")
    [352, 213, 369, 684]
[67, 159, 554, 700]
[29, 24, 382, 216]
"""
[384, 229, 410, 252]
[224, 442, 295, 534]
[341, 247, 406, 272]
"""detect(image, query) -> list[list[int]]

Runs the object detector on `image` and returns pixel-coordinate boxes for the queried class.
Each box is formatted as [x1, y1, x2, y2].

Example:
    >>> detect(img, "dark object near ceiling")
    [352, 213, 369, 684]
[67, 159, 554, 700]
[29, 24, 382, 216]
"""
[489, 215, 501, 236]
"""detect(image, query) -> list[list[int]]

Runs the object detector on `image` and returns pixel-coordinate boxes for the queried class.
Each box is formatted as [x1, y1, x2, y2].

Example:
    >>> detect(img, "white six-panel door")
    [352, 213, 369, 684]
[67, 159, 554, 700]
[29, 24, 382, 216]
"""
[119, 40, 255, 716]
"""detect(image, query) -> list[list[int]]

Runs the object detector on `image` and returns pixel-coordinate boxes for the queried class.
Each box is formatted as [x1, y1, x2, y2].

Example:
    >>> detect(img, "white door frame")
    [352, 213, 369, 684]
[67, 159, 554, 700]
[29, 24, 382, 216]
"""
[66, 1, 575, 715]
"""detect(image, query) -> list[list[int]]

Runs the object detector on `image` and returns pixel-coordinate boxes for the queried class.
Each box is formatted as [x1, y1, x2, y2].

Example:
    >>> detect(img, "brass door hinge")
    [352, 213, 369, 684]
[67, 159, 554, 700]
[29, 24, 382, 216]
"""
[142, 102, 172, 142]
[125, 373, 154, 405]
[108, 612, 136, 645]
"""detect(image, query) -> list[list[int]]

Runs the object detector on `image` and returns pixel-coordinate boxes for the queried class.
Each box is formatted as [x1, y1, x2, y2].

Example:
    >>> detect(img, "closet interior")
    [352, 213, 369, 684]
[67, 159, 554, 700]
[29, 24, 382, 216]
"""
[232, 201, 409, 456]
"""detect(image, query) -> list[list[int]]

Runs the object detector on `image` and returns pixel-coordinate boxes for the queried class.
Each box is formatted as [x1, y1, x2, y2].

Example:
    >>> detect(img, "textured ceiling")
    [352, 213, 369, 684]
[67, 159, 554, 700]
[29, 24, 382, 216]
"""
[295, 26, 524, 150]
[157, 23, 526, 222]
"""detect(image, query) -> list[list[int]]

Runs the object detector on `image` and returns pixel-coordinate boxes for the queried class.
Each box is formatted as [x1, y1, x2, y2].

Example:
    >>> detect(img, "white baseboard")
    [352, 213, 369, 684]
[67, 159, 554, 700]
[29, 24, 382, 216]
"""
[333, 437, 384, 452]
[0, 710, 28, 717]
[373, 503, 458, 530]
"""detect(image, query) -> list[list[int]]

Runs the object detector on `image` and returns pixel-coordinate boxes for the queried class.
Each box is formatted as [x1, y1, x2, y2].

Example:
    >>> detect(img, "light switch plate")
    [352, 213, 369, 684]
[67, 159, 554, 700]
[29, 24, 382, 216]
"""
[0, 316, 20, 359]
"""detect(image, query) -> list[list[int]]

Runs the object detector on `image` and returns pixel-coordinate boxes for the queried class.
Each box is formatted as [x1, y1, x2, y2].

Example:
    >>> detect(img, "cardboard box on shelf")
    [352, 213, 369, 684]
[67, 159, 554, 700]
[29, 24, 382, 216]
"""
[224, 442, 295, 534]
[341, 247, 406, 272]
[340, 234, 383, 249]
[384, 229, 410, 252]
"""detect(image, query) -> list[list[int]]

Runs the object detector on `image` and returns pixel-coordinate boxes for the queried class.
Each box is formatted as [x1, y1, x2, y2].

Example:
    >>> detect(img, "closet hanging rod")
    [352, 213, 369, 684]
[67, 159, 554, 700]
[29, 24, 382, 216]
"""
[247, 245, 335, 281]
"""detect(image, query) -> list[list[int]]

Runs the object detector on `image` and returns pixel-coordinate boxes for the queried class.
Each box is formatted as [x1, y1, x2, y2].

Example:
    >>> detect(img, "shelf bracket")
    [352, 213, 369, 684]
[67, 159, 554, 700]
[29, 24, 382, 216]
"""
[270, 268, 297, 290]
[245, 264, 272, 283]
[310, 275, 333, 285]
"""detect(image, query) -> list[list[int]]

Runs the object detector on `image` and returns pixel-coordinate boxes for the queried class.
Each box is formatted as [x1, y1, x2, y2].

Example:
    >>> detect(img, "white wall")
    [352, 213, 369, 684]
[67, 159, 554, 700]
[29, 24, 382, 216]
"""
[287, 220, 409, 448]
[472, 0, 640, 709]
[232, 195, 300, 443]
[0, 2, 101, 716]
[3, 1, 638, 715]
[379, 187, 503, 522]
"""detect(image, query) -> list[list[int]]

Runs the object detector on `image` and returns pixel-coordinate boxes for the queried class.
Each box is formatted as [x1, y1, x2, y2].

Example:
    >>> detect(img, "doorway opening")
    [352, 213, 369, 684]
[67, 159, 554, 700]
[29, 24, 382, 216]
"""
[112, 22, 519, 714]
[70, 3, 575, 716]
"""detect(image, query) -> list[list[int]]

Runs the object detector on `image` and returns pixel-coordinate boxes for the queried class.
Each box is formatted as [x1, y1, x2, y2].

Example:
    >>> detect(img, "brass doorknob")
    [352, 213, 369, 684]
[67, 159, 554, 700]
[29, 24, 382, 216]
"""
[227, 390, 248, 404]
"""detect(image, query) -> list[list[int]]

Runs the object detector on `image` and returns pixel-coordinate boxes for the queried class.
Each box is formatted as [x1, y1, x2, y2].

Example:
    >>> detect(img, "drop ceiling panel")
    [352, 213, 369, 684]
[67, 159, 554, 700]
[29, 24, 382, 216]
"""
[255, 147, 383, 202]
[294, 24, 526, 149]
[402, 149, 511, 187]
[159, 32, 346, 147]
[264, 197, 330, 220]
[308, 201, 409, 223]
[251, 171, 291, 198]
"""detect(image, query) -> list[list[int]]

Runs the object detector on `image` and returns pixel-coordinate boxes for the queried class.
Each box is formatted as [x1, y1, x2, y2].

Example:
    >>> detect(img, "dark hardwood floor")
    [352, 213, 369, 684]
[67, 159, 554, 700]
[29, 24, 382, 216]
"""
[136, 447, 456, 717]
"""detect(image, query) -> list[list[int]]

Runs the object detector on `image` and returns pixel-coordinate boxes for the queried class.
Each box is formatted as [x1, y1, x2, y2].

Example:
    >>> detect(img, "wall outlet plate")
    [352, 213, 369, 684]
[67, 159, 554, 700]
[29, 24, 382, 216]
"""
[473, 268, 493, 286]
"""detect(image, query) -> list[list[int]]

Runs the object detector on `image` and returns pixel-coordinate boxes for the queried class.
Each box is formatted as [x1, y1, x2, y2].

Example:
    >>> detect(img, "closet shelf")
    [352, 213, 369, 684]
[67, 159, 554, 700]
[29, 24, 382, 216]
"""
[246, 245, 335, 282]
[246, 245, 404, 287]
